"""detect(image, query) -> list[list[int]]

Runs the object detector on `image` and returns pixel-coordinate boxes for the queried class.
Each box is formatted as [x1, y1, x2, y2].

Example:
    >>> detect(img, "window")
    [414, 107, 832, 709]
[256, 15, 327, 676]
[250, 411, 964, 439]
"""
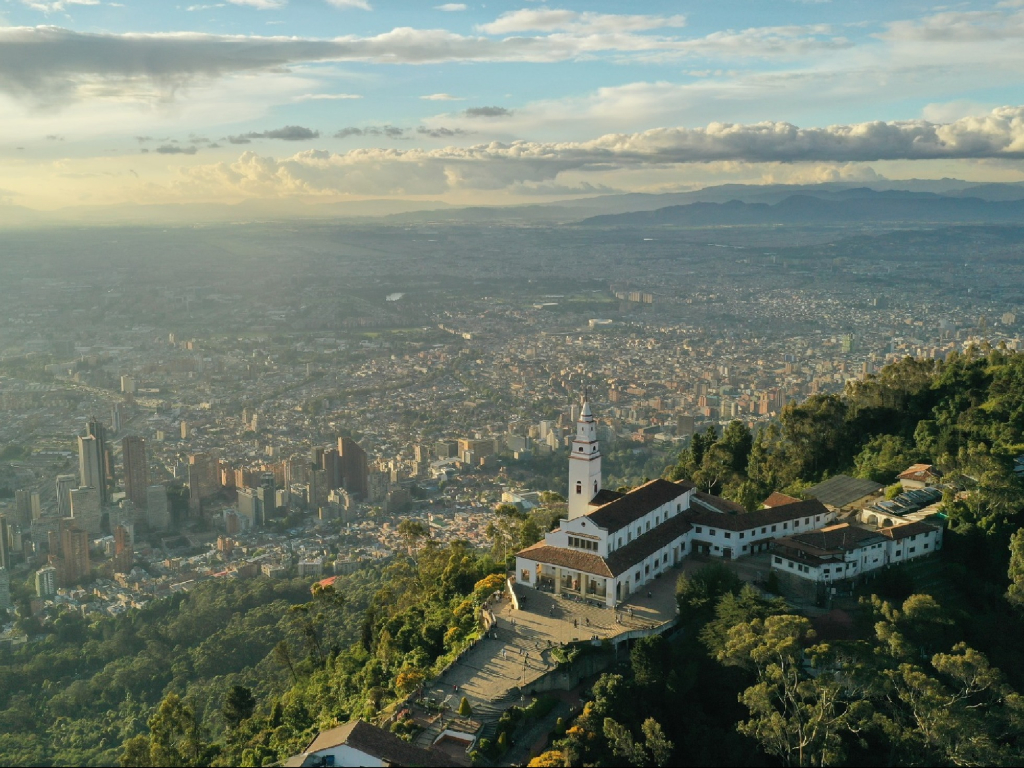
[761, 527, 767, 534]
[788, 561, 794, 569]
[774, 556, 782, 564]
[783, 523, 788, 529]
[895, 550, 902, 556]
[909, 547, 916, 554]
[738, 532, 744, 539]
[646, 522, 651, 532]
[635, 571, 640, 581]
[805, 518, 810, 525]
[594, 481, 598, 494]
[696, 527, 703, 534]
[676, 503, 681, 512]
[815, 515, 821, 522]
[724, 532, 732, 539]
[637, 527, 641, 538]
[628, 531, 632, 542]
[578, 447, 583, 452]
[654, 557, 659, 566]
[771, 525, 777, 532]
[575, 481, 582, 495]
[709, 529, 717, 536]
[645, 564, 650, 575]
[924, 543, 930, 549]
[742, 545, 748, 552]
[618, 537, 623, 547]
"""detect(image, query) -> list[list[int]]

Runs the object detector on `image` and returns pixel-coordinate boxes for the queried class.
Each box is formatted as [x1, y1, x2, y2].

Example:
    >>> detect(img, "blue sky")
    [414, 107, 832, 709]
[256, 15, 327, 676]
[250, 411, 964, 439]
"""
[1, 1, 1022, 209]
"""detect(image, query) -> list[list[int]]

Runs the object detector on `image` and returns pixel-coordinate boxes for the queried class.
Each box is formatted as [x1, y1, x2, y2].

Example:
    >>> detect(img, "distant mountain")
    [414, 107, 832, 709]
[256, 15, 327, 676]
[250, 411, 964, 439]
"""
[578, 190, 1024, 227]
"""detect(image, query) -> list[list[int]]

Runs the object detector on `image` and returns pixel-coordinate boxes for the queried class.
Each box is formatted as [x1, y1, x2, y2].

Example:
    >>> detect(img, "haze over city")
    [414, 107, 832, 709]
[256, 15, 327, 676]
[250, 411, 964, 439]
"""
[3, 3, 1024, 768]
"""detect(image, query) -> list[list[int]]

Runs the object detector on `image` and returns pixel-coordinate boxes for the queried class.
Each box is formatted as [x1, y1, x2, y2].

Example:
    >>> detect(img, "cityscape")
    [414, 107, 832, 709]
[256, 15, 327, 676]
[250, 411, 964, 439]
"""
[3, 1, 1024, 766]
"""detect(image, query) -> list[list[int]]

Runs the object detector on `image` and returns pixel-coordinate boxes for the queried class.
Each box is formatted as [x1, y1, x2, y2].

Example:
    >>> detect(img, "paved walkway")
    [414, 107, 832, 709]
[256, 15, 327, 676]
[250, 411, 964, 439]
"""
[415, 572, 680, 746]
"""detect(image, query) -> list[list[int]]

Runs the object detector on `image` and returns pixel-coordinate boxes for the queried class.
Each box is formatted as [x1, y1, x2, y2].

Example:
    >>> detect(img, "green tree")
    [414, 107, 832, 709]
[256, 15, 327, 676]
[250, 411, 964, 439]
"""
[147, 693, 213, 767]
[720, 614, 868, 767]
[458, 696, 472, 717]
[1008, 529, 1024, 609]
[221, 686, 256, 730]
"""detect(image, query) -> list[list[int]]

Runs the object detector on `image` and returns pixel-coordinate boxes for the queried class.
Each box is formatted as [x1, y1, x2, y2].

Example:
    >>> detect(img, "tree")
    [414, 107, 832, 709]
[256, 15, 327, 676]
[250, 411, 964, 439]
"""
[147, 693, 213, 767]
[458, 696, 472, 717]
[397, 519, 428, 552]
[527, 750, 566, 767]
[720, 615, 868, 767]
[1008, 529, 1024, 609]
[119, 735, 151, 767]
[221, 686, 256, 730]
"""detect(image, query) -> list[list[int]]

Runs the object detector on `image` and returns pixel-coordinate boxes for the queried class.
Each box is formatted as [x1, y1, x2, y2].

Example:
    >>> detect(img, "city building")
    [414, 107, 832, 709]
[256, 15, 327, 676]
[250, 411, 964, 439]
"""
[146, 485, 170, 530]
[69, 486, 102, 535]
[284, 720, 446, 768]
[35, 566, 57, 598]
[0, 567, 10, 611]
[0, 516, 9, 571]
[113, 524, 133, 574]
[56, 474, 77, 518]
[122, 436, 150, 509]
[77, 435, 104, 501]
[338, 437, 368, 498]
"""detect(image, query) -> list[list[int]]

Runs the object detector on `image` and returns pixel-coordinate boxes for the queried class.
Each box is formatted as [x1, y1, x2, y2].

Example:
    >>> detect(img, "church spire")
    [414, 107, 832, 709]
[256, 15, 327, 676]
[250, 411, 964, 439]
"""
[568, 394, 601, 519]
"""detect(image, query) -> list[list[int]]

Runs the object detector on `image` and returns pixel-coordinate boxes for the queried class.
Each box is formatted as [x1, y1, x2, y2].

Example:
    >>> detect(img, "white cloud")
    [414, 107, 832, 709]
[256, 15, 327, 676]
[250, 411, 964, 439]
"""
[227, 0, 285, 9]
[421, 93, 463, 100]
[435, 3, 466, 10]
[295, 92, 362, 100]
[325, 0, 371, 9]
[478, 8, 686, 35]
[19, 0, 98, 12]
[169, 106, 1024, 200]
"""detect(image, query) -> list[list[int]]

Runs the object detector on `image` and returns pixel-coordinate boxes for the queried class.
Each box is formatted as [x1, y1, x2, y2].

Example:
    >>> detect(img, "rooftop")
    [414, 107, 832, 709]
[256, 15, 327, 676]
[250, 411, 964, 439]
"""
[805, 475, 884, 508]
[586, 478, 693, 532]
[289, 719, 447, 767]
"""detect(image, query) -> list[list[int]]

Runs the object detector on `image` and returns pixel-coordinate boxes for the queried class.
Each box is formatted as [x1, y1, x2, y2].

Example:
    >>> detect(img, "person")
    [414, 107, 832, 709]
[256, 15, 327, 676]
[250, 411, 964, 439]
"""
[585, 617, 589, 626]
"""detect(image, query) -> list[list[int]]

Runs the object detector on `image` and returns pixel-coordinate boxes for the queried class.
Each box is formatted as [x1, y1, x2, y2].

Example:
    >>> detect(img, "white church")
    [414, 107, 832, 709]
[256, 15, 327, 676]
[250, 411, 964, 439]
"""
[514, 399, 845, 607]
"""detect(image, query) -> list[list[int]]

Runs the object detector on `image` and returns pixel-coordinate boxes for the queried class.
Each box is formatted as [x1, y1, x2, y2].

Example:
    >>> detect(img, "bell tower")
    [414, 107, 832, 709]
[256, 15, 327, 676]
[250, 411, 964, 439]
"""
[567, 395, 602, 519]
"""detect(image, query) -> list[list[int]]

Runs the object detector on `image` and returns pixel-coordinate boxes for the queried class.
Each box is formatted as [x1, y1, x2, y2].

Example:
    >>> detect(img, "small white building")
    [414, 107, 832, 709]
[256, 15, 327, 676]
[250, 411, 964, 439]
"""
[284, 720, 446, 767]
[772, 521, 943, 584]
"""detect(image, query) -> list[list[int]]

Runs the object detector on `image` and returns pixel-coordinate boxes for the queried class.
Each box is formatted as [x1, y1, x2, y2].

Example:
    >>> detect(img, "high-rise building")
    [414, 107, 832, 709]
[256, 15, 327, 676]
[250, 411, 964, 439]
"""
[78, 435, 103, 498]
[120, 375, 136, 394]
[338, 437, 368, 498]
[180, 421, 190, 440]
[56, 474, 77, 519]
[322, 447, 343, 490]
[0, 567, 10, 611]
[70, 486, 102, 535]
[0, 515, 9, 570]
[258, 472, 277, 519]
[59, 520, 91, 586]
[122, 436, 149, 509]
[188, 453, 219, 498]
[224, 510, 241, 536]
[86, 418, 111, 504]
[35, 566, 57, 598]
[146, 485, 170, 531]
[113, 524, 133, 574]
[30, 491, 41, 521]
[110, 402, 125, 433]
[14, 489, 32, 528]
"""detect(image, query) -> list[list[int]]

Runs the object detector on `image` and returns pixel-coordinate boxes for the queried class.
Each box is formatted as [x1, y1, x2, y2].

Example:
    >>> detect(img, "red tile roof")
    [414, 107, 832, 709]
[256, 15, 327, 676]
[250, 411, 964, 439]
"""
[763, 492, 801, 508]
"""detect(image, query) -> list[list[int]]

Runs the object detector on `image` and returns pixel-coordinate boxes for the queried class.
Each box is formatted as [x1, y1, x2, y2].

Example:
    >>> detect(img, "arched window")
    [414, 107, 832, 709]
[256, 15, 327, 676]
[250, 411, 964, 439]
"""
[576, 481, 582, 495]
[593, 480, 598, 494]
[578, 446, 583, 452]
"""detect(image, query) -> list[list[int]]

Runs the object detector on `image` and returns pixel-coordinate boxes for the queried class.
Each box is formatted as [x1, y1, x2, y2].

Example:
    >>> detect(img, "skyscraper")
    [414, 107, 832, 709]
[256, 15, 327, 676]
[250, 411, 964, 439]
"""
[59, 519, 90, 586]
[146, 485, 170, 531]
[56, 474, 77, 518]
[78, 434, 103, 498]
[85, 418, 111, 504]
[0, 568, 10, 611]
[122, 436, 149, 509]
[322, 447, 343, 490]
[35, 566, 57, 598]
[113, 525, 133, 574]
[0, 516, 9, 571]
[14, 489, 32, 528]
[70, 486, 102, 535]
[338, 437, 368, 498]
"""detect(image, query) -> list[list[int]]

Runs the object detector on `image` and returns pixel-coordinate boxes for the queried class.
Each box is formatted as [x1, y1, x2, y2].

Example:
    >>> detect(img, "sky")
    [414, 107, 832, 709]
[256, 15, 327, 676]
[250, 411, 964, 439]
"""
[1, 0, 1023, 210]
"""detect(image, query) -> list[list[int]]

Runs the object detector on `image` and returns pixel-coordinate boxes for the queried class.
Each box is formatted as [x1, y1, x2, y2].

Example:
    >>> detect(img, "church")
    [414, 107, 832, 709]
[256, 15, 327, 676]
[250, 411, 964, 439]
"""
[514, 399, 839, 607]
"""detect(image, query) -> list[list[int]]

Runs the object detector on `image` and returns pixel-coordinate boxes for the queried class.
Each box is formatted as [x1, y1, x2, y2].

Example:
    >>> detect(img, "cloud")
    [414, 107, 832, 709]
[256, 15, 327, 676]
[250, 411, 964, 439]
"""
[334, 126, 406, 138]
[416, 126, 470, 138]
[154, 144, 198, 154]
[0, 22, 851, 107]
[435, 3, 466, 10]
[295, 93, 362, 100]
[172, 106, 1024, 199]
[421, 93, 463, 101]
[325, 0, 371, 9]
[228, 125, 320, 141]
[478, 8, 686, 35]
[227, 0, 284, 8]
[19, 0, 99, 12]
[463, 106, 512, 118]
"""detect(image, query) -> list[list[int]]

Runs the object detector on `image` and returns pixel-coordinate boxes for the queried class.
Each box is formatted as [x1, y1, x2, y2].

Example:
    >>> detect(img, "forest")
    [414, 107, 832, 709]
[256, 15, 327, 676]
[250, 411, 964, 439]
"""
[3, 348, 1024, 766]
